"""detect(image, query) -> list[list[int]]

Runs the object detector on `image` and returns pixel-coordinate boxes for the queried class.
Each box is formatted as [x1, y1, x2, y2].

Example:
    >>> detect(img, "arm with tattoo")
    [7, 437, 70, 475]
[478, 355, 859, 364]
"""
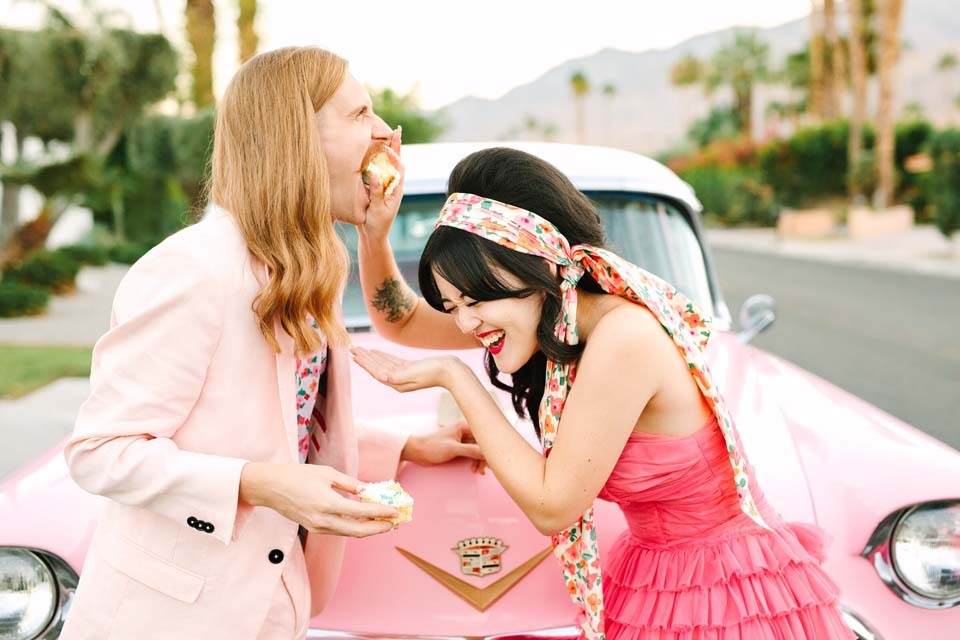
[357, 232, 475, 349]
[371, 278, 415, 324]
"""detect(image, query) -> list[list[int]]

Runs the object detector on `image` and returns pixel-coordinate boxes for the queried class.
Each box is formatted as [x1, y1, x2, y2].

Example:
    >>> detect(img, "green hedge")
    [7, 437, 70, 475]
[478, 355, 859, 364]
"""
[55, 244, 110, 266]
[758, 119, 933, 209]
[108, 241, 154, 265]
[928, 128, 960, 238]
[0, 282, 50, 317]
[759, 121, 872, 207]
[680, 167, 777, 227]
[3, 250, 81, 294]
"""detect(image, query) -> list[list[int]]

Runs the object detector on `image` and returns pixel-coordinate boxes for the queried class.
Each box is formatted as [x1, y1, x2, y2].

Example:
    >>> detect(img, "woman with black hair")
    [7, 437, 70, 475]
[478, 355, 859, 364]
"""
[355, 147, 851, 640]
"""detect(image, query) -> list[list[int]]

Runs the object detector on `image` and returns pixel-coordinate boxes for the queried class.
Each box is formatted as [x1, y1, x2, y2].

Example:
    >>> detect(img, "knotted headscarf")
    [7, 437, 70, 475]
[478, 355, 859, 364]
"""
[436, 193, 768, 639]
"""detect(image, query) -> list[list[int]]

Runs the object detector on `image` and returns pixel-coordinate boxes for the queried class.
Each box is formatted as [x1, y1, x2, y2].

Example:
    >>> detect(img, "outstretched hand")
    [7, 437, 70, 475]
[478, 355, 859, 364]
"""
[350, 346, 463, 393]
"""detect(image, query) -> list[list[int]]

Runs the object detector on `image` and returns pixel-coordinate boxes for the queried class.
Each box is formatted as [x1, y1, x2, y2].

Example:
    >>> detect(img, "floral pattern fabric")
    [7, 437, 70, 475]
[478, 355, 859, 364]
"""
[436, 193, 769, 640]
[295, 315, 328, 464]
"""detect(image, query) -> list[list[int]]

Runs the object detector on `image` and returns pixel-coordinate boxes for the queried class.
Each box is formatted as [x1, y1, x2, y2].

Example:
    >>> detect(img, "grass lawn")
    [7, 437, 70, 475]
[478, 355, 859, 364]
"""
[0, 344, 93, 399]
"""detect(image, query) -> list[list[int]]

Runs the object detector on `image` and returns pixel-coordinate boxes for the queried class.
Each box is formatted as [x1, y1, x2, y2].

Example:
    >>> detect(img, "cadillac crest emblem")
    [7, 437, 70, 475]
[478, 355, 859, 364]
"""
[453, 537, 507, 577]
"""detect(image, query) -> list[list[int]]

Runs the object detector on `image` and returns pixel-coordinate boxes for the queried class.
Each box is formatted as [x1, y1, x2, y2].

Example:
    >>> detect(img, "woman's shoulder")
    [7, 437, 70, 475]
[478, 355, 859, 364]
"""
[592, 296, 665, 339]
[583, 297, 677, 363]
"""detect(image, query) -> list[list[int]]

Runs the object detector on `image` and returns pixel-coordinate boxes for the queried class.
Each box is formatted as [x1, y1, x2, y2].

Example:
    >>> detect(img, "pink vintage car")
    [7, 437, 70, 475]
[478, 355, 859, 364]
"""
[2, 142, 959, 640]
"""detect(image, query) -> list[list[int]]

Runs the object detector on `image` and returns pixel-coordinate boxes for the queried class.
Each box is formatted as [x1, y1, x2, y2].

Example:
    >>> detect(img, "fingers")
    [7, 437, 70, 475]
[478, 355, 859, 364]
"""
[317, 515, 395, 538]
[332, 494, 400, 520]
[453, 442, 484, 460]
[353, 348, 412, 387]
[323, 467, 360, 494]
[350, 348, 391, 383]
[368, 173, 385, 204]
[456, 420, 477, 442]
[390, 125, 402, 155]
[364, 347, 407, 368]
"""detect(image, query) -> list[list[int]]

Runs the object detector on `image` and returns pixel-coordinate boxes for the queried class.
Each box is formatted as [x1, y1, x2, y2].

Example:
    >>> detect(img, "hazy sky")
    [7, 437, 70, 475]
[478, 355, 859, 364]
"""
[1, 0, 811, 109]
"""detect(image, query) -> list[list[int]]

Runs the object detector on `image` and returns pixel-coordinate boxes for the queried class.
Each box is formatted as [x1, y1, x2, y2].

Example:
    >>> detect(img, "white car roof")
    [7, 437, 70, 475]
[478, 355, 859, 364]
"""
[401, 142, 702, 212]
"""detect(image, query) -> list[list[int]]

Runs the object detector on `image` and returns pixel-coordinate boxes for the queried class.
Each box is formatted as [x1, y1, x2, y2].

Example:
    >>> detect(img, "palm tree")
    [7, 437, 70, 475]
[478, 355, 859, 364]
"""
[809, 0, 827, 119]
[823, 0, 847, 118]
[237, 0, 258, 63]
[847, 0, 870, 200]
[670, 32, 770, 139]
[185, 0, 216, 108]
[570, 70, 590, 144]
[874, 0, 904, 209]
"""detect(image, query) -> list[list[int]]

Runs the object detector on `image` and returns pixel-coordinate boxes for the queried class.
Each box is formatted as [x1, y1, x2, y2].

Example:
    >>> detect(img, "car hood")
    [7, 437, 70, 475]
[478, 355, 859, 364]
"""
[0, 442, 103, 572]
[738, 343, 960, 555]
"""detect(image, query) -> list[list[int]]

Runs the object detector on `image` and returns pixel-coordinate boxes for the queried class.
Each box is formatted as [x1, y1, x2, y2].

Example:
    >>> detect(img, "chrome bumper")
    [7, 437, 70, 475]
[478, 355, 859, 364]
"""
[308, 609, 881, 640]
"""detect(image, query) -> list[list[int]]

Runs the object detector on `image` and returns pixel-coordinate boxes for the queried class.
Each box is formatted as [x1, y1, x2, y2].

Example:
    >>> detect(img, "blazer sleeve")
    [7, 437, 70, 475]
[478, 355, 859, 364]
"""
[65, 242, 248, 545]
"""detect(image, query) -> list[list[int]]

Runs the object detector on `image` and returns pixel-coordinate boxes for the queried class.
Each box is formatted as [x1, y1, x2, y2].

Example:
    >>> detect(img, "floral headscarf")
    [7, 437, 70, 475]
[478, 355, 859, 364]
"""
[436, 193, 768, 639]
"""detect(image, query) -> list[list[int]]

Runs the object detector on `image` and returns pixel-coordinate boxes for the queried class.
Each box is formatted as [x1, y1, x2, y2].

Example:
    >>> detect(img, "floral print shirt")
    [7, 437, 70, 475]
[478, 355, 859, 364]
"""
[436, 193, 769, 640]
[294, 315, 328, 464]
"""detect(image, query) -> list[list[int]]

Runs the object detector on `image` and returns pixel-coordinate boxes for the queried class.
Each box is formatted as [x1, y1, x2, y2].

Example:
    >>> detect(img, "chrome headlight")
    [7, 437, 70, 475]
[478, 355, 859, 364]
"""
[892, 502, 960, 600]
[0, 549, 56, 639]
[0, 548, 77, 640]
[863, 500, 960, 608]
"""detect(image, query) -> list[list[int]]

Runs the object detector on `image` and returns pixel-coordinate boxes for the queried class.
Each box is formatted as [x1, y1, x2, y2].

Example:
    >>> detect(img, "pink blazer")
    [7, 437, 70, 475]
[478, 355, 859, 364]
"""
[60, 207, 406, 639]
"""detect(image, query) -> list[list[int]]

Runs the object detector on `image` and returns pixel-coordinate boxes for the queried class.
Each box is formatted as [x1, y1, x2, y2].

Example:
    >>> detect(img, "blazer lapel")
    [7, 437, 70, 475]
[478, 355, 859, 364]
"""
[307, 346, 358, 476]
[273, 319, 300, 461]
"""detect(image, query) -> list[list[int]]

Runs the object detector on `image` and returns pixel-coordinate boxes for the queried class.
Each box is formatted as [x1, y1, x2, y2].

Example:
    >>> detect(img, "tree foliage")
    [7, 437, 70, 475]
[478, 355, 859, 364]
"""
[371, 88, 445, 143]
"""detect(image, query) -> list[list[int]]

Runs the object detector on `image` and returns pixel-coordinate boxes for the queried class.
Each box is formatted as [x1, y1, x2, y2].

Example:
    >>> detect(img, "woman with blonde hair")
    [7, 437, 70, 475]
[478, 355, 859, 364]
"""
[61, 47, 480, 640]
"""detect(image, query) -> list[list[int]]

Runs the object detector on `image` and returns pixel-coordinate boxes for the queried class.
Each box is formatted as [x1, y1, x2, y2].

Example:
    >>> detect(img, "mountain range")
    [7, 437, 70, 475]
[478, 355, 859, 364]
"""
[434, 0, 960, 153]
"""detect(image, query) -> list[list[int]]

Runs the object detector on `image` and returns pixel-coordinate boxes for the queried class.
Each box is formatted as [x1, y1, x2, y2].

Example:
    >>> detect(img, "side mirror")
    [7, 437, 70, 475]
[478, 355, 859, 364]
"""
[737, 294, 777, 344]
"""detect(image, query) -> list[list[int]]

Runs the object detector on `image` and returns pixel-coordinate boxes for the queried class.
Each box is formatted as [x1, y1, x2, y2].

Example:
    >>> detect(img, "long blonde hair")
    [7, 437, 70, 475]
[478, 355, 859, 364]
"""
[211, 46, 350, 355]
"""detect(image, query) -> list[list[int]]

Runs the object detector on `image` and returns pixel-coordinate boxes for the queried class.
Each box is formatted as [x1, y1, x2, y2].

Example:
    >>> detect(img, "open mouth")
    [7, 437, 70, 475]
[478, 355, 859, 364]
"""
[478, 330, 506, 355]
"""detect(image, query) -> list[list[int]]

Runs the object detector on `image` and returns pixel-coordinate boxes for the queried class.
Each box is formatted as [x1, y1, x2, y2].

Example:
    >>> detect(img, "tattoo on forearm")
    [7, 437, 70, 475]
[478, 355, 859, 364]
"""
[371, 278, 414, 323]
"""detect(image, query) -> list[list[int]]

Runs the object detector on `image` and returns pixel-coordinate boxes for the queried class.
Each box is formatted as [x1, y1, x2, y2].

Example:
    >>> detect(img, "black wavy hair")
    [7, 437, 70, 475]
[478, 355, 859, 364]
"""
[418, 147, 607, 436]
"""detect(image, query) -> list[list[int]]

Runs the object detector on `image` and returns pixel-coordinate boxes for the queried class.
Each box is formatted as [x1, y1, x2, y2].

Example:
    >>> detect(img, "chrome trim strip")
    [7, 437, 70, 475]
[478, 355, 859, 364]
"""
[307, 626, 580, 640]
[861, 501, 960, 609]
[839, 605, 884, 640]
[34, 549, 77, 640]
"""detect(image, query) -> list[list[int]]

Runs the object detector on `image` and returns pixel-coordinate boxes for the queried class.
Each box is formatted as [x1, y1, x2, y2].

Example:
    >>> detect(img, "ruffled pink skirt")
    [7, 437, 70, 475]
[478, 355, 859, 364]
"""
[601, 523, 853, 639]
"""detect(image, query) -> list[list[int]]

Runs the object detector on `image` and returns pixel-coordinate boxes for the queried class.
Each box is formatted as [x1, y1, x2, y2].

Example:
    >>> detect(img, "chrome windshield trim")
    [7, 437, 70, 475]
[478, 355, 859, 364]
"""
[861, 501, 960, 609]
[307, 626, 580, 640]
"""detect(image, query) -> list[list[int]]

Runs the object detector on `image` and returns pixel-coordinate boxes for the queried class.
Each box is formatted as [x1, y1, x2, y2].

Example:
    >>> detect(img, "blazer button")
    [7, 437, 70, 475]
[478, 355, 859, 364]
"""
[268, 549, 284, 564]
[187, 516, 198, 528]
[203, 522, 215, 534]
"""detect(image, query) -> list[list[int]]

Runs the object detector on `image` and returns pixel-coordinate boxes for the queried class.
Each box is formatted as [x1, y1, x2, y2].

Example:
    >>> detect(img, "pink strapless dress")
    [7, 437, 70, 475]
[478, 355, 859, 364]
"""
[597, 416, 853, 639]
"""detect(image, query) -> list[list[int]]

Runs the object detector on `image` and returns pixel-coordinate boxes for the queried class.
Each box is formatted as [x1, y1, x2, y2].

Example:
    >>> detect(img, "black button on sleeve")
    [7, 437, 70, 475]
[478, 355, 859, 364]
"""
[268, 549, 284, 564]
[187, 516, 198, 528]
[203, 522, 215, 534]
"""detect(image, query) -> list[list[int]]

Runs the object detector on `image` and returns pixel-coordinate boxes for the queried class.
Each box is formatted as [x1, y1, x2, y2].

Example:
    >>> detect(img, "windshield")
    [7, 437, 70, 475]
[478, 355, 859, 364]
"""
[338, 193, 713, 327]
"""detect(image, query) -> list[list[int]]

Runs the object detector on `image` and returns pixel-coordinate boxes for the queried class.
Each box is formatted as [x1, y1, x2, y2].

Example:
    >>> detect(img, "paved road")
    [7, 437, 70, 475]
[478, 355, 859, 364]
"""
[713, 248, 960, 451]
